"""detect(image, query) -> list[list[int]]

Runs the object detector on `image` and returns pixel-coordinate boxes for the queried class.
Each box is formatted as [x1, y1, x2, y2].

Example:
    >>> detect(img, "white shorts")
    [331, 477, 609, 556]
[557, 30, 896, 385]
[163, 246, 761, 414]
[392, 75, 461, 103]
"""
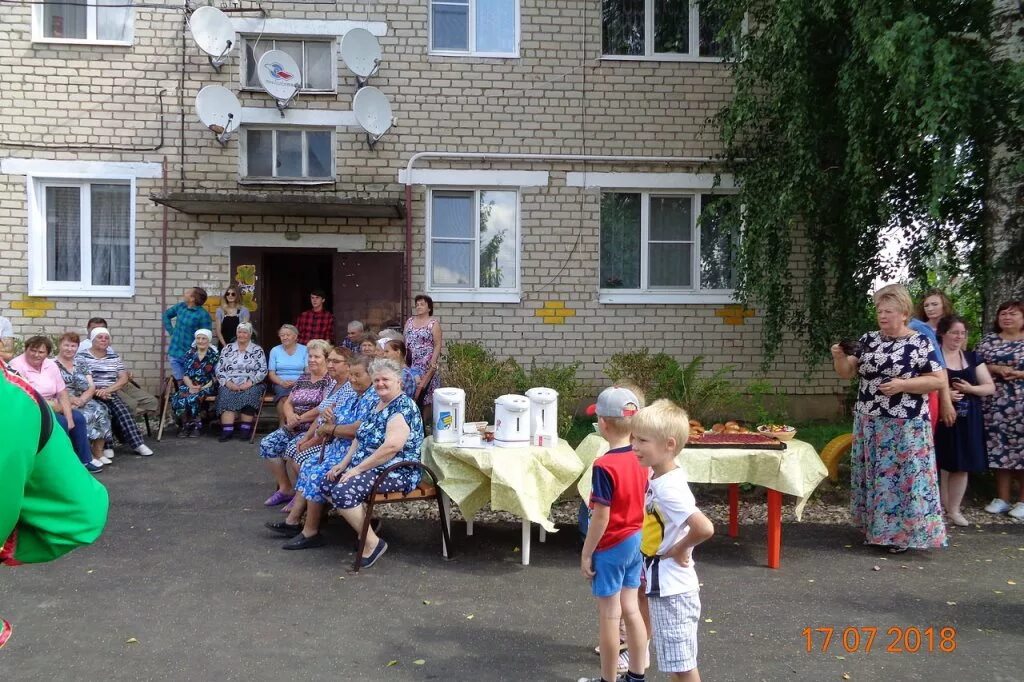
[648, 590, 700, 673]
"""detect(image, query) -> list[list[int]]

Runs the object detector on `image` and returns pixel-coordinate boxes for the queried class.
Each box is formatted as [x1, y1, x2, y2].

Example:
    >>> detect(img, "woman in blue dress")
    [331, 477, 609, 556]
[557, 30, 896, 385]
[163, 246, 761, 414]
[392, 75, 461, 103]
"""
[323, 358, 424, 568]
[170, 329, 219, 437]
[933, 316, 995, 526]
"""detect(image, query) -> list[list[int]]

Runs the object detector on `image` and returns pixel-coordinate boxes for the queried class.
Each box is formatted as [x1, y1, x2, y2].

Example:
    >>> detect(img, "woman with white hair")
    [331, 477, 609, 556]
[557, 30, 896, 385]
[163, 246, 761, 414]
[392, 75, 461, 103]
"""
[831, 283, 946, 553]
[170, 329, 220, 437]
[215, 322, 267, 442]
[76, 327, 154, 457]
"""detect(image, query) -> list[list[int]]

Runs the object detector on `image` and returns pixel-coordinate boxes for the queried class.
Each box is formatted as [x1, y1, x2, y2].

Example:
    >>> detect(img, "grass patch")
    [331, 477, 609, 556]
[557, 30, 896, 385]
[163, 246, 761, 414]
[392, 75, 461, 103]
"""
[792, 420, 851, 452]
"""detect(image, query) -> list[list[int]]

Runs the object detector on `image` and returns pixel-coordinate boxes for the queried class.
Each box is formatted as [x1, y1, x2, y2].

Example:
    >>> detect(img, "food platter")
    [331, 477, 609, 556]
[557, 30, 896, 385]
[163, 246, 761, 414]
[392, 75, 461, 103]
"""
[687, 419, 787, 450]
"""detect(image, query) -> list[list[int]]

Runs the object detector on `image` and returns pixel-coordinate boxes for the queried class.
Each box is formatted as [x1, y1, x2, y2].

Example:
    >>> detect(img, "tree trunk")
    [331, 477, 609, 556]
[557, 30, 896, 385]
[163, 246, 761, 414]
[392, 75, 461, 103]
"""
[984, 0, 1024, 321]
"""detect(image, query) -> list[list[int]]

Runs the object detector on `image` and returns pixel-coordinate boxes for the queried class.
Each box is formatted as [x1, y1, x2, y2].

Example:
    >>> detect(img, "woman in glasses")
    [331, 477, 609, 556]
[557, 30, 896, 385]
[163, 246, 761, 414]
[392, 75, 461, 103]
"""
[216, 285, 251, 347]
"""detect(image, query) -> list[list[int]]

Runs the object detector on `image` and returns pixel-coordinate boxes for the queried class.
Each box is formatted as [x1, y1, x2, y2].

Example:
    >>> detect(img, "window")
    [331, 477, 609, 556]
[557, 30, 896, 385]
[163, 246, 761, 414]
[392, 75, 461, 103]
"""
[428, 189, 519, 297]
[241, 128, 335, 182]
[430, 0, 518, 56]
[31, 179, 134, 296]
[602, 0, 730, 58]
[34, 0, 133, 43]
[600, 191, 738, 301]
[243, 37, 336, 92]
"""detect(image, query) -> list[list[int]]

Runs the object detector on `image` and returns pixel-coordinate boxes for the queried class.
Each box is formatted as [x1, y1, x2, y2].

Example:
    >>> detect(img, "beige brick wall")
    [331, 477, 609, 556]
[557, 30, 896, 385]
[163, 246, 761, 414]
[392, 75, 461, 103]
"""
[0, 2, 847, 415]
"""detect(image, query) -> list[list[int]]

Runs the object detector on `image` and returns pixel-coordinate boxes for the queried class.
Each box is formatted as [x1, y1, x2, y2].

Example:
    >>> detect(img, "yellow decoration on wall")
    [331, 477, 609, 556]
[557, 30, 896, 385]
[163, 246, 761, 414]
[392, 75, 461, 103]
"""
[535, 300, 576, 325]
[11, 295, 56, 318]
[715, 304, 755, 326]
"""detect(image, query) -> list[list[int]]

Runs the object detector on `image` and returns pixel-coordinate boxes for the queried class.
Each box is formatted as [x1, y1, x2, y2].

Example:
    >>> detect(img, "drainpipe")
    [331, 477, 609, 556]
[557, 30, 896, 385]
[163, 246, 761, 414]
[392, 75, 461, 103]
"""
[400, 151, 727, 308]
[160, 157, 169, 385]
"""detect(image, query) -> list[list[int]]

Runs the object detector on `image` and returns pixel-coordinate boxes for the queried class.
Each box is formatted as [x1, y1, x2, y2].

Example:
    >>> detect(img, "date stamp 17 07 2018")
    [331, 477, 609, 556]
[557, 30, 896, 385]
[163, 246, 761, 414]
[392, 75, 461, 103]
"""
[802, 626, 958, 654]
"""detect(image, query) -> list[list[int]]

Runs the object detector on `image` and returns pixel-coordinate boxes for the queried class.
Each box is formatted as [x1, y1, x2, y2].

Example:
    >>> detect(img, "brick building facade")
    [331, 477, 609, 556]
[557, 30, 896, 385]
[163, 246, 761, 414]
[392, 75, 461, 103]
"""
[0, 1, 845, 417]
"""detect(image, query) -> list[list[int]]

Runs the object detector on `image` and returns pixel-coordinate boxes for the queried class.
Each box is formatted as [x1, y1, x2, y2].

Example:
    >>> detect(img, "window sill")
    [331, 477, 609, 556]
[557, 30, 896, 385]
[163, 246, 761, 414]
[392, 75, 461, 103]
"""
[427, 290, 521, 304]
[599, 291, 737, 305]
[429, 50, 520, 59]
[32, 38, 133, 47]
[238, 178, 337, 186]
[599, 54, 725, 64]
[30, 285, 134, 298]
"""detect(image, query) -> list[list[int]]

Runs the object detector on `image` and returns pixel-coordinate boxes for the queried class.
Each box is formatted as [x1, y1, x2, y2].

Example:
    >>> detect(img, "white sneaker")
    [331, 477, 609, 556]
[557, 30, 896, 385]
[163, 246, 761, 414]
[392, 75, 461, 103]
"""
[99, 455, 113, 465]
[985, 498, 1012, 514]
[103, 448, 115, 459]
[1008, 502, 1024, 521]
[89, 458, 104, 469]
[135, 444, 154, 457]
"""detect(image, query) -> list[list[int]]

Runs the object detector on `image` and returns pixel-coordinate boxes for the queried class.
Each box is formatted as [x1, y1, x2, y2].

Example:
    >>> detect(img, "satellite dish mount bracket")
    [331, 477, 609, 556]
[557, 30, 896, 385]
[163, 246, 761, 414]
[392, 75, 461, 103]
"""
[275, 85, 300, 116]
[208, 40, 233, 72]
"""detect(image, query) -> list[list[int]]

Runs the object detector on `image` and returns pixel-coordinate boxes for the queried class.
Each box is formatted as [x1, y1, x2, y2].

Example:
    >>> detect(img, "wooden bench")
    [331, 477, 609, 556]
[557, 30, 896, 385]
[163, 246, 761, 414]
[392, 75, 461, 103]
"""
[353, 461, 453, 573]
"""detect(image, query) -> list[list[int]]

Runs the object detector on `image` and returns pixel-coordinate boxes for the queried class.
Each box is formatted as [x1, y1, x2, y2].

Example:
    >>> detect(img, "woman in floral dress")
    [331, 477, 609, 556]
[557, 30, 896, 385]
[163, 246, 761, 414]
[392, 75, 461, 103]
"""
[831, 284, 946, 553]
[214, 322, 267, 442]
[322, 358, 425, 568]
[404, 294, 443, 424]
[54, 332, 112, 466]
[975, 300, 1024, 519]
[170, 329, 219, 437]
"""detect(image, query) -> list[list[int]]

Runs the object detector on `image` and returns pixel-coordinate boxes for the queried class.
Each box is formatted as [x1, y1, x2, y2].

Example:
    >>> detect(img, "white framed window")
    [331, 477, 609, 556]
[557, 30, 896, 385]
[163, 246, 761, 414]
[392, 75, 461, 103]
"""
[241, 37, 337, 93]
[240, 127, 336, 183]
[601, 0, 731, 60]
[599, 191, 739, 304]
[32, 0, 133, 45]
[430, 0, 519, 57]
[427, 189, 520, 302]
[28, 178, 135, 297]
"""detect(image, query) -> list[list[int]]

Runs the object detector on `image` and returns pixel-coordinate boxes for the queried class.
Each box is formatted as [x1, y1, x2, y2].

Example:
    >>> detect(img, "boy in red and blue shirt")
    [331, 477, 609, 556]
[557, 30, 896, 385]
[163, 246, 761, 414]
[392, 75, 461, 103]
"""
[579, 387, 648, 682]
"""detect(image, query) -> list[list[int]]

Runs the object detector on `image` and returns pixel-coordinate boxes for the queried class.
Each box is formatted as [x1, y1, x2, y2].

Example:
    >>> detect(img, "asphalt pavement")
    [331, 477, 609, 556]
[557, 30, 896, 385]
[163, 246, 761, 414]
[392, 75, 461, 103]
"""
[1, 436, 1021, 681]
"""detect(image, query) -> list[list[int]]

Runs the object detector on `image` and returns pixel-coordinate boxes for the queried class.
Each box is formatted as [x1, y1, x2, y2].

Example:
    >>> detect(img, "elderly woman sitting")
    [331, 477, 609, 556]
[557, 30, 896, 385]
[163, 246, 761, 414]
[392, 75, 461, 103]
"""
[54, 332, 112, 468]
[11, 335, 97, 471]
[323, 358, 425, 568]
[215, 322, 268, 442]
[258, 340, 335, 506]
[265, 354, 378, 548]
[268, 324, 308, 404]
[170, 329, 220, 437]
[76, 327, 153, 457]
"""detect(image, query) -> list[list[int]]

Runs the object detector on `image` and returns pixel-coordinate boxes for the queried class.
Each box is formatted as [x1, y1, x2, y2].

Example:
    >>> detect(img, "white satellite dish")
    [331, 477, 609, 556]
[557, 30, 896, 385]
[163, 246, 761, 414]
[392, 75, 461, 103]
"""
[352, 86, 394, 149]
[189, 6, 235, 72]
[341, 28, 382, 84]
[195, 85, 241, 146]
[257, 49, 302, 115]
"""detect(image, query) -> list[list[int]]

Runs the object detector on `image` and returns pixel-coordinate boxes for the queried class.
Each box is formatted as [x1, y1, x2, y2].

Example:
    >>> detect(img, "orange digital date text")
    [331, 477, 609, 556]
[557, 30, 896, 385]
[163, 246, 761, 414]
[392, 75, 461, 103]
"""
[802, 626, 957, 654]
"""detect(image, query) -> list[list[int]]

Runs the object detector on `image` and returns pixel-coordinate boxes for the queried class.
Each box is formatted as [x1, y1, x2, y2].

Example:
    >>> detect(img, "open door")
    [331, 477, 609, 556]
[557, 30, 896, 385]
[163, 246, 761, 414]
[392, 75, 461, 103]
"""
[332, 252, 403, 337]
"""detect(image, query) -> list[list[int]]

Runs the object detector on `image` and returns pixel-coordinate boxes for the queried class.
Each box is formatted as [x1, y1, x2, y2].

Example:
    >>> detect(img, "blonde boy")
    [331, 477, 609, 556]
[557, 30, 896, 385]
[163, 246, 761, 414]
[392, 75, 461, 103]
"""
[579, 387, 648, 682]
[631, 400, 714, 682]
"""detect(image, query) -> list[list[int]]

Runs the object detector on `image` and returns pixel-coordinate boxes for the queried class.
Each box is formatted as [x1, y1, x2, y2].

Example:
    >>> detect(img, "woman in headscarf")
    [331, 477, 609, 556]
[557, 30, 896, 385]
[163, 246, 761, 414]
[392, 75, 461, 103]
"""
[170, 329, 220, 437]
[215, 322, 267, 442]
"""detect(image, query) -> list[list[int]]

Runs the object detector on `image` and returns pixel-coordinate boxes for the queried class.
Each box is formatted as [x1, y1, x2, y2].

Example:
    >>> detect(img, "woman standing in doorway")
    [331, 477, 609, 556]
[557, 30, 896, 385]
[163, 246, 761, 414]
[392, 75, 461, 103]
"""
[404, 294, 443, 426]
[216, 286, 250, 347]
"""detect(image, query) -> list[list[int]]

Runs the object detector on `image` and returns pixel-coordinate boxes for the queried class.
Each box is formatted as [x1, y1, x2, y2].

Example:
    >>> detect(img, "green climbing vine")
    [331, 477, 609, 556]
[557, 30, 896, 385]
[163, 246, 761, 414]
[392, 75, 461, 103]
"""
[705, 0, 1023, 365]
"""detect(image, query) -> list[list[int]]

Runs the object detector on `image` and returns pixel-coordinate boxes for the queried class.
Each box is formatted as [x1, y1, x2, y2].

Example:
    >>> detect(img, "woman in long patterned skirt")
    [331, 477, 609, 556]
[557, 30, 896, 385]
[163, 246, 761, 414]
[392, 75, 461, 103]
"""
[170, 329, 219, 437]
[831, 284, 947, 553]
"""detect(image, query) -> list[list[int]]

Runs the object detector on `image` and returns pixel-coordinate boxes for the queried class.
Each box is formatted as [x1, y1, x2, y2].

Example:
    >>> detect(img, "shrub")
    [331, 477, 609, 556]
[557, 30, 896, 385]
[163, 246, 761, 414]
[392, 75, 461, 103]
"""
[605, 349, 678, 397]
[605, 351, 738, 423]
[744, 378, 789, 425]
[514, 361, 584, 438]
[440, 342, 519, 424]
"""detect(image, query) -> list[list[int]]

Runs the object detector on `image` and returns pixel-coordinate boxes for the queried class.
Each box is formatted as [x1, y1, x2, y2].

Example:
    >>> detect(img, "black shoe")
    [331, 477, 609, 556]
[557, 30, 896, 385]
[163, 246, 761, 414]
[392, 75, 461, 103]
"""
[176, 423, 191, 438]
[218, 430, 234, 442]
[359, 539, 388, 568]
[282, 533, 326, 550]
[188, 423, 202, 438]
[265, 520, 302, 537]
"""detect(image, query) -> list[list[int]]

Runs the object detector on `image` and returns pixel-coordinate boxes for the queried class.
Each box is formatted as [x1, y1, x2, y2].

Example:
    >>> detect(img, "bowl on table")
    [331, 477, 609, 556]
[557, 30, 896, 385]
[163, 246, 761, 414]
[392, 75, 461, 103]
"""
[757, 424, 797, 441]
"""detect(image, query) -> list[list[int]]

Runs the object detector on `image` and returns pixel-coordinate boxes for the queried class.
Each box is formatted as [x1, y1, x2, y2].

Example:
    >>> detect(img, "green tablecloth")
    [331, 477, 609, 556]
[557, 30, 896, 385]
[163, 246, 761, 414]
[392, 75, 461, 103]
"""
[422, 437, 584, 532]
[575, 433, 828, 520]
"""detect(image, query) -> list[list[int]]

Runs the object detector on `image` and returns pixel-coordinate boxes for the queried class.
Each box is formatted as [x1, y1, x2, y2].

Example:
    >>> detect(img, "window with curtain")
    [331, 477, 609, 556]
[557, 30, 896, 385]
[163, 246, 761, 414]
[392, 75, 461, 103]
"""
[602, 0, 733, 57]
[600, 191, 738, 294]
[36, 179, 133, 294]
[429, 189, 519, 291]
[37, 0, 133, 42]
[243, 37, 335, 92]
[242, 128, 335, 181]
[430, 0, 518, 55]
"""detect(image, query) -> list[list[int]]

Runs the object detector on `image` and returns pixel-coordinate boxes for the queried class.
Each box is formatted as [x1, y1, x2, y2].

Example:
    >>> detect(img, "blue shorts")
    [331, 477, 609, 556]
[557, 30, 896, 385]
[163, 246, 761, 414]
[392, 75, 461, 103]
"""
[591, 531, 642, 598]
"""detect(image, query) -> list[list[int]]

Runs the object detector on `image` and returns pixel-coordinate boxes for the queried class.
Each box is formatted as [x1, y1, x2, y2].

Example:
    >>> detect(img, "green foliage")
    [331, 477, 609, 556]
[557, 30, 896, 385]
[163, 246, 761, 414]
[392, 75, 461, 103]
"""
[907, 270, 985, 348]
[605, 350, 738, 423]
[706, 0, 1023, 366]
[744, 378, 788, 426]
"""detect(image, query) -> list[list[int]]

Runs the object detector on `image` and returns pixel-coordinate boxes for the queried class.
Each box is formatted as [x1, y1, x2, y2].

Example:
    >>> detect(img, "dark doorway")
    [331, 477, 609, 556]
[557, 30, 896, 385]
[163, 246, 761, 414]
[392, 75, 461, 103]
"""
[332, 252, 404, 340]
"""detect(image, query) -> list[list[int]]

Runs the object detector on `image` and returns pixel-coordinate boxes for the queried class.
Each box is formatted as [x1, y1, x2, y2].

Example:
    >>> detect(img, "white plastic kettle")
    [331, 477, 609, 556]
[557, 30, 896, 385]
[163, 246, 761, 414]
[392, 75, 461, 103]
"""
[493, 394, 531, 448]
[433, 387, 465, 443]
[525, 387, 559, 447]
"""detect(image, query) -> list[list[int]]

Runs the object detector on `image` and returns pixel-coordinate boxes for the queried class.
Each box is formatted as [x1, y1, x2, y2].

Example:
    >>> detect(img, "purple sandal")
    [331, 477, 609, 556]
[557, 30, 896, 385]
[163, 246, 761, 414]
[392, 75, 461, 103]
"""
[264, 490, 294, 507]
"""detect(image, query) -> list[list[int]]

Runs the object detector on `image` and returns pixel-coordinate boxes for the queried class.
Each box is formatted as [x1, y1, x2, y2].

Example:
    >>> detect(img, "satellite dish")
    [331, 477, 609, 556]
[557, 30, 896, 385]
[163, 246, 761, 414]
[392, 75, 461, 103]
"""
[189, 6, 235, 72]
[257, 49, 302, 115]
[341, 28, 382, 84]
[352, 86, 394, 149]
[195, 85, 241, 146]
